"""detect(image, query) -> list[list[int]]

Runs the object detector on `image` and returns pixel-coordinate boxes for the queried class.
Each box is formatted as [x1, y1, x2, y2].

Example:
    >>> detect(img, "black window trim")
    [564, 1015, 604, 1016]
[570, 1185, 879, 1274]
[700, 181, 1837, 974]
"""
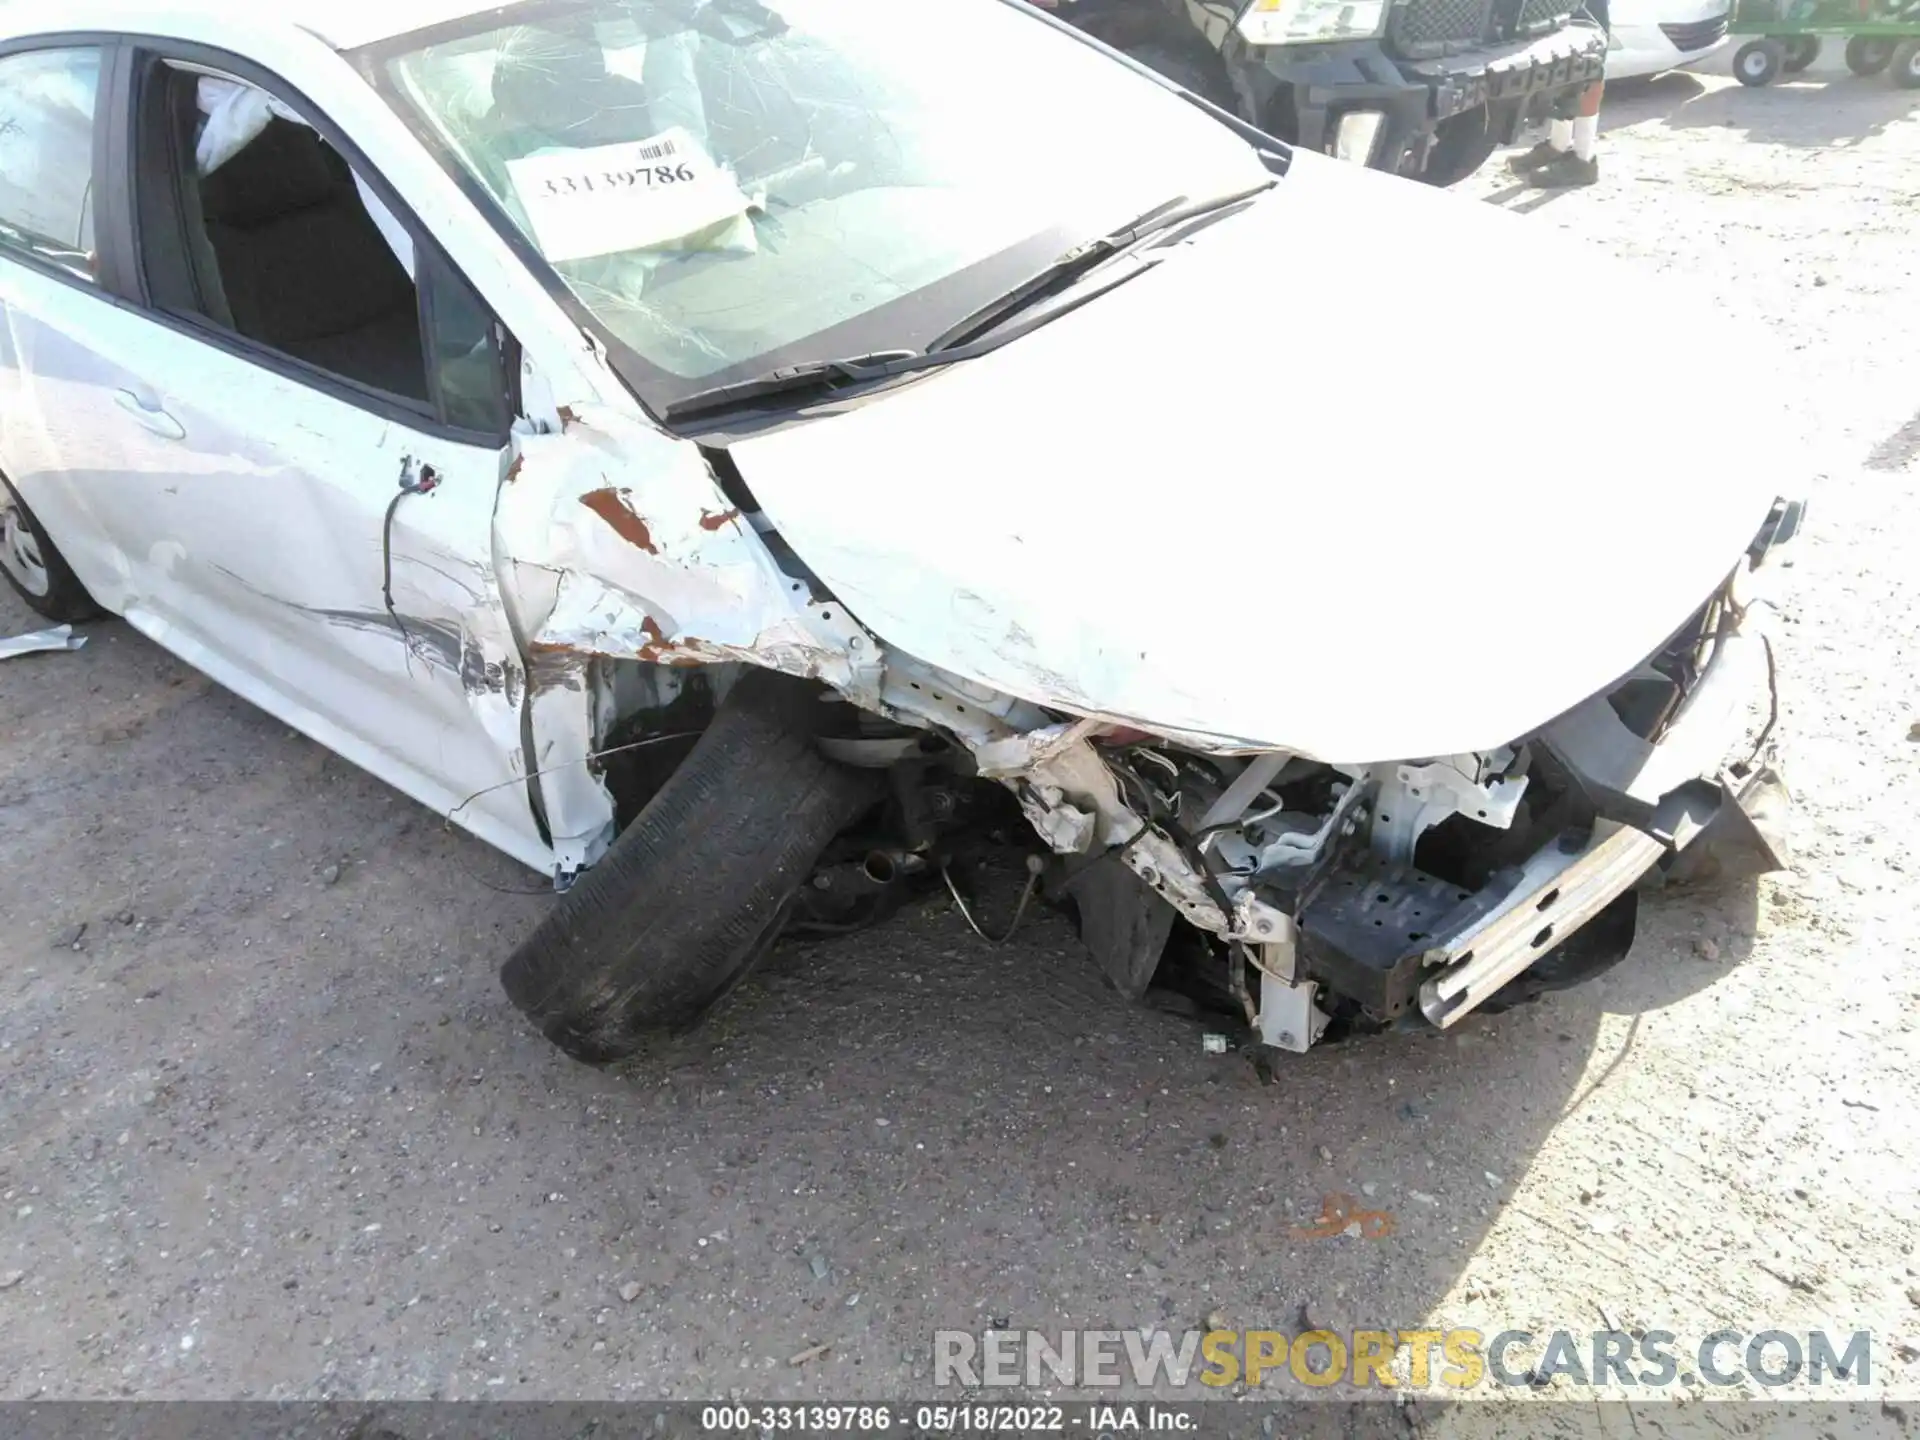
[100, 35, 520, 447]
[0, 34, 125, 294]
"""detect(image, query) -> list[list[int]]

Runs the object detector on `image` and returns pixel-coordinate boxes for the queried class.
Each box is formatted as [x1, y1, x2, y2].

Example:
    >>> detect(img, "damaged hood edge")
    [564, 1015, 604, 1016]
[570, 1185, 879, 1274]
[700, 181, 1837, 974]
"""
[727, 155, 1800, 765]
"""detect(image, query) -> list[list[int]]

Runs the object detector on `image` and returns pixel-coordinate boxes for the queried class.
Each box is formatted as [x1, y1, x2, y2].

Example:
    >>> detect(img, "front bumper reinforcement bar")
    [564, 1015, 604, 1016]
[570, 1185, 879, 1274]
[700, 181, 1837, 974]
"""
[1417, 821, 1665, 1028]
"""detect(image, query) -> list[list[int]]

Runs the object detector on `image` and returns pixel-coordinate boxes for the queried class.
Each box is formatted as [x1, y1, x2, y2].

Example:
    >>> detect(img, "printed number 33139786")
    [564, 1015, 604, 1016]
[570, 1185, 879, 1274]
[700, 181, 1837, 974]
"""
[543, 164, 697, 198]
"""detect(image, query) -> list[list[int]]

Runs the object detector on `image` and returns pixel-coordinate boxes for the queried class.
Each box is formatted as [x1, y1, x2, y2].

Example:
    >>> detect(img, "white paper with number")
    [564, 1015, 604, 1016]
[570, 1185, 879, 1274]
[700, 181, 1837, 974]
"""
[505, 128, 752, 264]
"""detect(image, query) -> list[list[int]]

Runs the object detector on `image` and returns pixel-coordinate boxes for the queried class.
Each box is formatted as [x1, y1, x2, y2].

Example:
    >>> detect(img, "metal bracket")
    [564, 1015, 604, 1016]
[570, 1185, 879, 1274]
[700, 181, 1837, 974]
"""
[1257, 977, 1329, 1054]
[1369, 752, 1527, 866]
[1238, 899, 1330, 1053]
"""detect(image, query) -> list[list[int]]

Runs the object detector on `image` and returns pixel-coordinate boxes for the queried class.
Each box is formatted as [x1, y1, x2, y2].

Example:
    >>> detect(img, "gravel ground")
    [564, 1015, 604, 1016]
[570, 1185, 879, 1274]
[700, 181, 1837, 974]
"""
[2, 49, 1918, 1416]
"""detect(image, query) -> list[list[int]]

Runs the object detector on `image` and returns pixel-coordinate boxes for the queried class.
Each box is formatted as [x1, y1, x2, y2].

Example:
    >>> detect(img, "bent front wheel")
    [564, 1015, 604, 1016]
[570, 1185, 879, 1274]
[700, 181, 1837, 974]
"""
[500, 669, 878, 1064]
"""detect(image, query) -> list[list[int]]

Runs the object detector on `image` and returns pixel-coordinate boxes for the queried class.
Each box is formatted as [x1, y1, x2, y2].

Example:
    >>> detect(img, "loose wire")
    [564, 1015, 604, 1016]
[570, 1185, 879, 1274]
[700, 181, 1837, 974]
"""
[940, 855, 1044, 945]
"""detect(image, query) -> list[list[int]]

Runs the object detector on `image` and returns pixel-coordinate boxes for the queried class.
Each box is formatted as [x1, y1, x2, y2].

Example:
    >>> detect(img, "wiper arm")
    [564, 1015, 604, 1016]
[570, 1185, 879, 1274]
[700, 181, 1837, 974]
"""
[662, 349, 918, 420]
[661, 185, 1273, 422]
[661, 258, 1141, 422]
[924, 182, 1274, 354]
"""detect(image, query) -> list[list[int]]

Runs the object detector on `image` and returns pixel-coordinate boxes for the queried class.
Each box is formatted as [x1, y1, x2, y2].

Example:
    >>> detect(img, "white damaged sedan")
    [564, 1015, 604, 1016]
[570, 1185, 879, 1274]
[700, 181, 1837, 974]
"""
[0, 0, 1805, 1063]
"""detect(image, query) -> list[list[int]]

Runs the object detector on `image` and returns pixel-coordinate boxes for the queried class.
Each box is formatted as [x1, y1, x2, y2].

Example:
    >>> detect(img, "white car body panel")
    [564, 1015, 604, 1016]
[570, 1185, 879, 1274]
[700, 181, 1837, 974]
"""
[0, 253, 542, 864]
[730, 152, 1795, 765]
[0, 0, 700, 873]
[1605, 0, 1733, 78]
[0, 0, 1801, 937]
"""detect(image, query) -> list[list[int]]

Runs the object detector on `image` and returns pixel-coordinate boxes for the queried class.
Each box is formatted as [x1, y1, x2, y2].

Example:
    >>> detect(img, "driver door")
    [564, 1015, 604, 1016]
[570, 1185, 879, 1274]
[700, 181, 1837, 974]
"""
[58, 47, 549, 869]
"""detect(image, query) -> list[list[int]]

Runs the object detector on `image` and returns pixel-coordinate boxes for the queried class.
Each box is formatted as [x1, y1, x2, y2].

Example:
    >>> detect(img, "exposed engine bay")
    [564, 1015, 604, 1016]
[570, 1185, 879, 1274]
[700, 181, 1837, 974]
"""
[573, 509, 1796, 1056]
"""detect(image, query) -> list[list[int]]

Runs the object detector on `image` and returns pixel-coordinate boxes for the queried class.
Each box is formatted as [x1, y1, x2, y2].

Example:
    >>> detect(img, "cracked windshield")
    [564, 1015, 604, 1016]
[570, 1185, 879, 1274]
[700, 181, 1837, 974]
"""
[370, 0, 1266, 395]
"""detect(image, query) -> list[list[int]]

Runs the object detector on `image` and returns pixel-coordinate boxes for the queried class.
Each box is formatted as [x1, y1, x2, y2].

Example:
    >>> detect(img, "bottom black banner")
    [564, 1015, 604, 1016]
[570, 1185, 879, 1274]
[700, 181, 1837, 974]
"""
[0, 1401, 1913, 1440]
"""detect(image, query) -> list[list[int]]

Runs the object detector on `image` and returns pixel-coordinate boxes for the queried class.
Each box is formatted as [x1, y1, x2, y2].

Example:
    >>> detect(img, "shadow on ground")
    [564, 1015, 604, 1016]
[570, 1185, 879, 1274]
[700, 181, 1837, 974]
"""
[1653, 71, 1918, 148]
[1620, 51, 1918, 148]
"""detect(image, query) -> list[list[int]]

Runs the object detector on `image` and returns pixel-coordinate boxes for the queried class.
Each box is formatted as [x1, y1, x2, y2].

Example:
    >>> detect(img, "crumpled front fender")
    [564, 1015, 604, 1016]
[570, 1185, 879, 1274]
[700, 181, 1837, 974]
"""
[491, 405, 883, 870]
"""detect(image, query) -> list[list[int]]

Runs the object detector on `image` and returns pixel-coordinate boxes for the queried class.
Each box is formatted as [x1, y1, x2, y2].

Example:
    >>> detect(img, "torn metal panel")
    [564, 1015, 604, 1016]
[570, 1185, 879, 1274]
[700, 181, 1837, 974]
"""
[490, 410, 1241, 917]
[496, 404, 862, 688]
[973, 716, 1111, 779]
[1001, 734, 1230, 932]
[529, 660, 614, 872]
[492, 404, 881, 871]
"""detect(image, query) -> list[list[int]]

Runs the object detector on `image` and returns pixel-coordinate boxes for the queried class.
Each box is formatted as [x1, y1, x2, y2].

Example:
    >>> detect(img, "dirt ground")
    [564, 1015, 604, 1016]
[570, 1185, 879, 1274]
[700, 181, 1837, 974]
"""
[2, 47, 1918, 1421]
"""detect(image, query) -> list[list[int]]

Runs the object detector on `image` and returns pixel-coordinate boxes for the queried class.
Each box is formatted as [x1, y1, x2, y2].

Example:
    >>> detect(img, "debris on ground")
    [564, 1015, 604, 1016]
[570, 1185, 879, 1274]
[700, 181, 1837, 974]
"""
[0, 625, 86, 660]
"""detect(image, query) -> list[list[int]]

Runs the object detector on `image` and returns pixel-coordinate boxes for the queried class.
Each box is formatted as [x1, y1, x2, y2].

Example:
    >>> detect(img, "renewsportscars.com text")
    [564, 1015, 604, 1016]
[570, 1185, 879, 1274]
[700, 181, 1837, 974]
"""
[934, 1327, 1873, 1391]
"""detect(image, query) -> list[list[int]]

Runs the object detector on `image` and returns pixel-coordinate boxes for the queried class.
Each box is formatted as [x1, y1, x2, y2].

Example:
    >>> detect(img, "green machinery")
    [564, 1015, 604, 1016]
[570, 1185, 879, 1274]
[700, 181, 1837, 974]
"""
[1728, 0, 1920, 85]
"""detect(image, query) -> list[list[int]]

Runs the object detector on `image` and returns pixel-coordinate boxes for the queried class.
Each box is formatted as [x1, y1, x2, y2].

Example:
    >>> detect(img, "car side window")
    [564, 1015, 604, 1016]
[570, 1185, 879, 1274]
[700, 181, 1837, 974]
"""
[422, 247, 515, 435]
[130, 57, 513, 437]
[0, 47, 103, 283]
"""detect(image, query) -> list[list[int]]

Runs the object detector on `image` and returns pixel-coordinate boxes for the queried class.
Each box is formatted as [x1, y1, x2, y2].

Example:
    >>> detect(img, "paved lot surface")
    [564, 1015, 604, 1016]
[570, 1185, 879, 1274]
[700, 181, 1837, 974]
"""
[3, 50, 1918, 1415]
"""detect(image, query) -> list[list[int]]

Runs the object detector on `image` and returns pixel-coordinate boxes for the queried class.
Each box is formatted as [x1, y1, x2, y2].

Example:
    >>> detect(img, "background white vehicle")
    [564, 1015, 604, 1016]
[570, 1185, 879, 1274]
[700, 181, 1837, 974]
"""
[1606, 0, 1734, 76]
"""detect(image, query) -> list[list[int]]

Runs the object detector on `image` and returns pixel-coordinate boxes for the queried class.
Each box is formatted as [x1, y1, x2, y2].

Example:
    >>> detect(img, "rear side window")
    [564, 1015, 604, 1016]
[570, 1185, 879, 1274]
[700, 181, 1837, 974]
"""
[0, 47, 102, 282]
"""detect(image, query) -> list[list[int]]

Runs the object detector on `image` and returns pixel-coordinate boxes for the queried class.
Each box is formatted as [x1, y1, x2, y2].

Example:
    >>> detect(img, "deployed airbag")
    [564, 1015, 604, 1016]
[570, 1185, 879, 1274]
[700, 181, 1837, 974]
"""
[195, 76, 416, 279]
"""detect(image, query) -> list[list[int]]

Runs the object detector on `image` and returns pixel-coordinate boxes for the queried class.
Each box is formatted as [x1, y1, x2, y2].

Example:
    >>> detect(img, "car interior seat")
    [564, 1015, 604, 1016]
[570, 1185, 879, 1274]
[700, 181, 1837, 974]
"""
[195, 114, 427, 400]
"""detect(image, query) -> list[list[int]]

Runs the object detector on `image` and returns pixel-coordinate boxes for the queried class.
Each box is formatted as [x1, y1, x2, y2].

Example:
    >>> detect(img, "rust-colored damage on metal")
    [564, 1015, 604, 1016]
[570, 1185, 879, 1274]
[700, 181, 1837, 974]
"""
[579, 487, 660, 554]
[638, 616, 667, 656]
[557, 405, 580, 429]
[698, 507, 742, 532]
[505, 454, 524, 483]
[636, 615, 709, 668]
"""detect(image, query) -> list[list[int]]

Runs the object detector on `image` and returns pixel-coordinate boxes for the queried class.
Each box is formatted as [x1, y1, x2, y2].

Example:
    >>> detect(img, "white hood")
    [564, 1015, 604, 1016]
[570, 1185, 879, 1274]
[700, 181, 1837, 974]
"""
[730, 153, 1801, 764]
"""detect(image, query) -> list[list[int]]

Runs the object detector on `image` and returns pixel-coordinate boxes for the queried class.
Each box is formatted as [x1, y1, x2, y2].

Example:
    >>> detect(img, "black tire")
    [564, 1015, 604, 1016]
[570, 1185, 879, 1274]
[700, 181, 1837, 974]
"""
[1843, 36, 1895, 74]
[1781, 35, 1820, 70]
[1416, 107, 1500, 187]
[1733, 39, 1784, 85]
[0, 474, 102, 623]
[1891, 38, 1920, 86]
[1120, 42, 1236, 110]
[501, 669, 879, 1064]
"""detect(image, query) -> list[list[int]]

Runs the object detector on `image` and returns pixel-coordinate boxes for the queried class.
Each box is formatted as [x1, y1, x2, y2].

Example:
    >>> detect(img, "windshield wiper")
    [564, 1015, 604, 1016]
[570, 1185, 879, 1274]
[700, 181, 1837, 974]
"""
[661, 349, 920, 420]
[661, 184, 1274, 423]
[922, 182, 1274, 354]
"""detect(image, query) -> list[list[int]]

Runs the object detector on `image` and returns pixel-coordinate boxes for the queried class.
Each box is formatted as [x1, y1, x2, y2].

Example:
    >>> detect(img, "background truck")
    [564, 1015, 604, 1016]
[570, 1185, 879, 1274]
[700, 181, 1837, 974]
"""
[1049, 0, 1610, 185]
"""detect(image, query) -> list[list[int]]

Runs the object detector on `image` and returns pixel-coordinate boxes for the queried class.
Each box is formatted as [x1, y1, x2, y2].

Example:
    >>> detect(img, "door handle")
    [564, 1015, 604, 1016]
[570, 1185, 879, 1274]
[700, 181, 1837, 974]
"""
[114, 389, 186, 442]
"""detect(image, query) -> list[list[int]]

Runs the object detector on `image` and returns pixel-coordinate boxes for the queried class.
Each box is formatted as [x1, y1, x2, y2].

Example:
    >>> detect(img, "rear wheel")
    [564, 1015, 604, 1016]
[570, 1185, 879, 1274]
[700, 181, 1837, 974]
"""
[0, 474, 101, 623]
[1843, 36, 1895, 74]
[1733, 38, 1784, 85]
[500, 669, 879, 1064]
[1891, 38, 1920, 86]
[1781, 35, 1820, 70]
